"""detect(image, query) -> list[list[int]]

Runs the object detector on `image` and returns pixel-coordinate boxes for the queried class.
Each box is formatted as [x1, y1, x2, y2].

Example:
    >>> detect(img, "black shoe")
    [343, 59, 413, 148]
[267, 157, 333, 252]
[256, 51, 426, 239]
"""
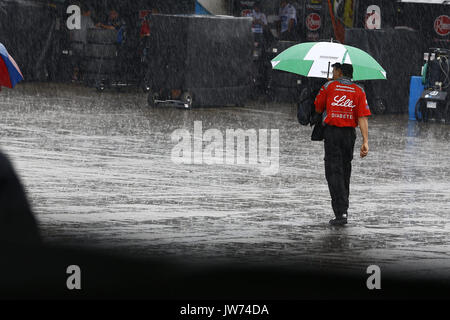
[329, 216, 348, 226]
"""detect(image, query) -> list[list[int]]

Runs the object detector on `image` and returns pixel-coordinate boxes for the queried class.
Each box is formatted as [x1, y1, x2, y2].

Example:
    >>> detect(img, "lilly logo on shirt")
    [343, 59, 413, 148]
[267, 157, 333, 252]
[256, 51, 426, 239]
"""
[331, 95, 356, 108]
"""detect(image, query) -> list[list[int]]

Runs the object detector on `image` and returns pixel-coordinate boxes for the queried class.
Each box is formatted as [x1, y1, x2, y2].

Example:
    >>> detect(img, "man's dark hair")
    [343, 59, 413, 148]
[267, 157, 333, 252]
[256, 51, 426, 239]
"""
[341, 64, 353, 78]
[79, 3, 90, 13]
[333, 63, 353, 78]
[0, 151, 41, 247]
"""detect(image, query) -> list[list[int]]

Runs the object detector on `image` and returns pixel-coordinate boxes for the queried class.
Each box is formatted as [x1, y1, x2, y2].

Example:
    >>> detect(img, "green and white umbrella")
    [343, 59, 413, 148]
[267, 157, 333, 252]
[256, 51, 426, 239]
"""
[271, 41, 387, 81]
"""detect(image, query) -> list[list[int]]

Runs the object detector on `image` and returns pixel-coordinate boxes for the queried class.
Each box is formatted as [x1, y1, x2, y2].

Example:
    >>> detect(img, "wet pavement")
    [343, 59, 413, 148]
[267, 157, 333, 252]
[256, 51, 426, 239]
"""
[1, 83, 449, 280]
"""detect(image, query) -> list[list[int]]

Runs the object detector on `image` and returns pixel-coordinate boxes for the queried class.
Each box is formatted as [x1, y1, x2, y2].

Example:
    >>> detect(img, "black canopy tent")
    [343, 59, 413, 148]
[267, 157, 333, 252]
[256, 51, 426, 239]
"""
[58, 0, 196, 85]
[67, 0, 195, 22]
[146, 14, 253, 107]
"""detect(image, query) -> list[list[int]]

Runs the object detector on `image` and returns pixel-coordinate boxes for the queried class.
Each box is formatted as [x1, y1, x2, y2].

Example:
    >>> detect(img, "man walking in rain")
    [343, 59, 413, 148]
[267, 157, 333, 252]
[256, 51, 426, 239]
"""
[314, 63, 370, 226]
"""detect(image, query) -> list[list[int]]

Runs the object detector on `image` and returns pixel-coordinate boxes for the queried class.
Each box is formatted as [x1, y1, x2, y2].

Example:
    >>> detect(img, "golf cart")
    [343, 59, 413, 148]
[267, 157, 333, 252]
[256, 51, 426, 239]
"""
[415, 48, 450, 123]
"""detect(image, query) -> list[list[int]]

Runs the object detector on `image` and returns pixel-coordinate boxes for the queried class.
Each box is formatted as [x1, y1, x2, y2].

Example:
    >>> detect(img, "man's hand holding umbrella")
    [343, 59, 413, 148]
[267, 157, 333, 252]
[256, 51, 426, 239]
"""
[359, 116, 369, 158]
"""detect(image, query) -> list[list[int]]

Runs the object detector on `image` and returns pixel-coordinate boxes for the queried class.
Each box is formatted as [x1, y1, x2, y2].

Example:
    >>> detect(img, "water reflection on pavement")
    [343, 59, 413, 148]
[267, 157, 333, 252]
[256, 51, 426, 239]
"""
[1, 83, 449, 279]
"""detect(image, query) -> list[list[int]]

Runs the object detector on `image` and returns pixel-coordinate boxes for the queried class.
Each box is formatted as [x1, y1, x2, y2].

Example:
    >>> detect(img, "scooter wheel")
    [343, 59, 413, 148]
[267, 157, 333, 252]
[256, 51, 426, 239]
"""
[148, 91, 159, 108]
[180, 91, 193, 109]
[415, 100, 423, 122]
[444, 100, 450, 124]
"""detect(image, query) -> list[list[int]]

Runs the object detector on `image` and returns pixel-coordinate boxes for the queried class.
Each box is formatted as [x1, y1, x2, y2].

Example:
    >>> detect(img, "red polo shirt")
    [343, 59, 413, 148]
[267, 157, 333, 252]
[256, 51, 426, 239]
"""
[314, 77, 371, 128]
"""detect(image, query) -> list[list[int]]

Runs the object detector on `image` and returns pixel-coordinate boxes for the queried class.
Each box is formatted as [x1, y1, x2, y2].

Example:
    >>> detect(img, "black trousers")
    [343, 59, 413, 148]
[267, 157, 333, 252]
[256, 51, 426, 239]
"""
[323, 125, 356, 218]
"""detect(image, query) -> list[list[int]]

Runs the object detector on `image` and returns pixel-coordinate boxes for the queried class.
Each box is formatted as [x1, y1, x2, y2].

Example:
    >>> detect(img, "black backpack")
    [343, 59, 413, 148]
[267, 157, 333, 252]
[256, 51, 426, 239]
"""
[297, 86, 326, 141]
[297, 87, 315, 126]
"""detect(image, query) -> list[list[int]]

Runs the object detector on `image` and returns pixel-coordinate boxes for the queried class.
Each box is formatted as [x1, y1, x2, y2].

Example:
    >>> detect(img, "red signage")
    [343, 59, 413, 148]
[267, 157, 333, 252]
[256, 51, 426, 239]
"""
[434, 15, 450, 37]
[306, 13, 321, 31]
[241, 9, 252, 17]
[139, 10, 151, 19]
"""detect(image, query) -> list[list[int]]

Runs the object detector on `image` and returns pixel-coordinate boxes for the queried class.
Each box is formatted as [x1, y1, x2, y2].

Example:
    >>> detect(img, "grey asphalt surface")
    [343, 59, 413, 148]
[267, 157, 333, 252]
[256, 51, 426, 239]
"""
[1, 83, 449, 280]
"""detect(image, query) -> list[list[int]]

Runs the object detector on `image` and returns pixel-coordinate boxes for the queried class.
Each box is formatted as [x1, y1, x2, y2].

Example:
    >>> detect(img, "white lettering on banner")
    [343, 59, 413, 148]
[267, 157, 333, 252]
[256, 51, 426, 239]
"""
[332, 113, 353, 120]
[331, 95, 356, 108]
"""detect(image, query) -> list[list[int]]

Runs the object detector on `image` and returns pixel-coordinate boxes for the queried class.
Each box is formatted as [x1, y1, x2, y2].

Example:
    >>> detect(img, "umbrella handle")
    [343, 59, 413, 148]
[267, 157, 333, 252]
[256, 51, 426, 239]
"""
[327, 61, 330, 79]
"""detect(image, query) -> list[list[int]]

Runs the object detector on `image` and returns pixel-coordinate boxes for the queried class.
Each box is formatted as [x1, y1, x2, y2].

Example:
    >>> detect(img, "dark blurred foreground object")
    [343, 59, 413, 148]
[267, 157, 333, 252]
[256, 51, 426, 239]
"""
[1, 151, 450, 300]
[0, 151, 40, 246]
[2, 244, 450, 300]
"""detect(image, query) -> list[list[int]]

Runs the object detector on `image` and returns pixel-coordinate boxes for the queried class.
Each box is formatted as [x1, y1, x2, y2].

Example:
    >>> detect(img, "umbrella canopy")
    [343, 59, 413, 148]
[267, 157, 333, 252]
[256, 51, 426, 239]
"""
[0, 43, 24, 88]
[271, 41, 387, 81]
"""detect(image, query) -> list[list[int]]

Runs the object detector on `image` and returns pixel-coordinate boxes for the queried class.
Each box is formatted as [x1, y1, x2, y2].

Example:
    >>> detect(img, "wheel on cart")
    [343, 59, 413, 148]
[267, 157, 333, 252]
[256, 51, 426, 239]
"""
[180, 91, 193, 109]
[444, 100, 450, 124]
[148, 91, 160, 108]
[416, 99, 431, 122]
[142, 85, 151, 93]
[96, 84, 106, 92]
[421, 101, 429, 122]
[415, 100, 424, 122]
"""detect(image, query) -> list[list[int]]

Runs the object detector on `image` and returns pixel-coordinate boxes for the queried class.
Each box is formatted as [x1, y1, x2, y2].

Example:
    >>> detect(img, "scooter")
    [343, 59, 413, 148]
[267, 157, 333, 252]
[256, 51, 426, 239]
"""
[415, 48, 450, 123]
